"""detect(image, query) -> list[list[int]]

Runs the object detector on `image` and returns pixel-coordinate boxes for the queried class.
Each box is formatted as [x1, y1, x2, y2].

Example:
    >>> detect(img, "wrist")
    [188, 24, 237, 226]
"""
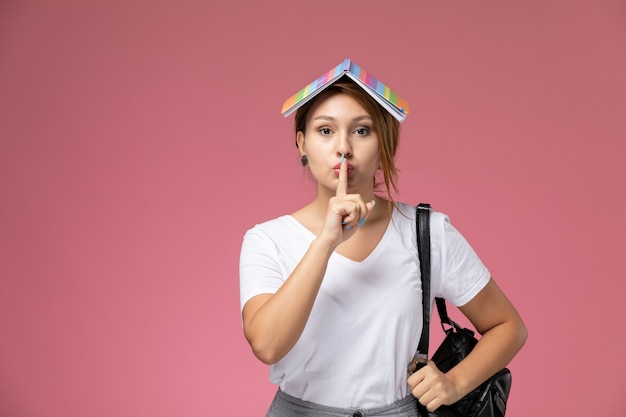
[445, 369, 472, 400]
[310, 237, 336, 257]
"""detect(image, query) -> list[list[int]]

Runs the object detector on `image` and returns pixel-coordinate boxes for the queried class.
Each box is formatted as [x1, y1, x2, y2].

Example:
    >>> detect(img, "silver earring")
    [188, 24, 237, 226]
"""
[300, 155, 309, 166]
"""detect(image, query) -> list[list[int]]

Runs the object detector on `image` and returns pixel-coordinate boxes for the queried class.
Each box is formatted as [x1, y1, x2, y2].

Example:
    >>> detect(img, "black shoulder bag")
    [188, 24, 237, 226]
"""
[415, 203, 512, 417]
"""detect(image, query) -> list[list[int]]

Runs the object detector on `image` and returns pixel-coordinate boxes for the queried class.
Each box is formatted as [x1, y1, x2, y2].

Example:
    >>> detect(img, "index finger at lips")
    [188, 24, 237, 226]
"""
[336, 153, 348, 196]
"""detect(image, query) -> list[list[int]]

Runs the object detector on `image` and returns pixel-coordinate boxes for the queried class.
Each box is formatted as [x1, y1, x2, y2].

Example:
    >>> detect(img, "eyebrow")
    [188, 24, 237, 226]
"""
[313, 115, 372, 122]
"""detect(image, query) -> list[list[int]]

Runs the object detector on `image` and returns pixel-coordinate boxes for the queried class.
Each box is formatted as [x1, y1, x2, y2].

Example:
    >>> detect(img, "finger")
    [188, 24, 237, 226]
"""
[359, 199, 376, 227]
[336, 153, 348, 196]
[407, 365, 426, 388]
[408, 360, 436, 392]
[411, 374, 435, 407]
[341, 203, 361, 230]
[407, 358, 417, 374]
[409, 377, 428, 400]
[343, 197, 373, 228]
[418, 361, 441, 378]
[425, 397, 443, 413]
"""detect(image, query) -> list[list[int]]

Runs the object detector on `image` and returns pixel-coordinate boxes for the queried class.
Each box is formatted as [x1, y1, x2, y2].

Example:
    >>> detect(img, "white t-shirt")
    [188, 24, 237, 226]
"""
[239, 202, 490, 409]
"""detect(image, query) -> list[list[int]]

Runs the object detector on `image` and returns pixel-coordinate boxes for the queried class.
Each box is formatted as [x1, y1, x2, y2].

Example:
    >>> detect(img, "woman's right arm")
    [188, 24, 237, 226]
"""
[242, 158, 371, 364]
[242, 237, 335, 365]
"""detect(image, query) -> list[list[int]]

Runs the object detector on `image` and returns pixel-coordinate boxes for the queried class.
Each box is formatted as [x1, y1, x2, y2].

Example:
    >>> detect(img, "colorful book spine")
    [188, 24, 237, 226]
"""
[281, 59, 410, 119]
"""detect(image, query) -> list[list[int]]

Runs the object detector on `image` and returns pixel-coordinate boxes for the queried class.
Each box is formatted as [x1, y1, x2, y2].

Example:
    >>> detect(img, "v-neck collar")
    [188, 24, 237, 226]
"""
[285, 206, 396, 265]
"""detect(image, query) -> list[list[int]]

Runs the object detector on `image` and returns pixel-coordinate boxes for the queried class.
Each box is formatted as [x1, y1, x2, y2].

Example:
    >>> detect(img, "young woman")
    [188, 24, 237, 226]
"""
[239, 63, 527, 417]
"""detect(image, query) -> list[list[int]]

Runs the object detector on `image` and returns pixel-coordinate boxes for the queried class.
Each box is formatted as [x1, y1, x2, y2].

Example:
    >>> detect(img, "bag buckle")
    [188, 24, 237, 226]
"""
[414, 353, 428, 370]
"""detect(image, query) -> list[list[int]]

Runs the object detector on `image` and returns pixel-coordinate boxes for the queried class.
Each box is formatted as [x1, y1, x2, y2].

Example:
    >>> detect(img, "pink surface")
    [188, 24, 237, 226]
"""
[1, 1, 624, 416]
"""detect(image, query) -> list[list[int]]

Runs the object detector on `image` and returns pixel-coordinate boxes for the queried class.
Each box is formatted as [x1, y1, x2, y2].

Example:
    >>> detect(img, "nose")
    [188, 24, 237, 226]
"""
[336, 131, 352, 158]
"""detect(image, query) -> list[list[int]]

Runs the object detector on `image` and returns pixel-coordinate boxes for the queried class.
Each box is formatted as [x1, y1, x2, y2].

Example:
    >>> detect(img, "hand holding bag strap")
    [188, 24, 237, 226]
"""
[415, 204, 512, 417]
[416, 203, 431, 364]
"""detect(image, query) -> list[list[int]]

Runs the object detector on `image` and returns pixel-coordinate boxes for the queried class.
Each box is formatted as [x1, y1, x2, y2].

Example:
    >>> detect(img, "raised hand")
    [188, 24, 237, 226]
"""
[318, 154, 375, 249]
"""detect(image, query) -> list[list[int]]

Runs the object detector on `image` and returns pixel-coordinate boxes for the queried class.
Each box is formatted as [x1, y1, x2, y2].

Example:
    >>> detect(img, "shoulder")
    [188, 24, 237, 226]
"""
[243, 215, 296, 239]
[392, 201, 450, 231]
[241, 215, 313, 259]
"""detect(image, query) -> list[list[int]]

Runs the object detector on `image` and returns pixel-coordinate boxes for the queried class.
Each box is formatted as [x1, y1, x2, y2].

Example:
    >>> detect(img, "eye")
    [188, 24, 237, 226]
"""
[318, 127, 332, 136]
[354, 127, 370, 136]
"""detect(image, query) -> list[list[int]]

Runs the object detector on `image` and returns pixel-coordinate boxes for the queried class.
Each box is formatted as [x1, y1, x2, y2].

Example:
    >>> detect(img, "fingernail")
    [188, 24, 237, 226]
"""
[345, 225, 352, 231]
[359, 218, 366, 227]
[340, 153, 345, 163]
[370, 199, 376, 207]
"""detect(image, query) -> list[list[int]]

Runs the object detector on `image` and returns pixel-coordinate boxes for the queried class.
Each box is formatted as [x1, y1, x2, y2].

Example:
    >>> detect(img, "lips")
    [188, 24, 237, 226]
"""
[332, 162, 354, 170]
[333, 162, 354, 175]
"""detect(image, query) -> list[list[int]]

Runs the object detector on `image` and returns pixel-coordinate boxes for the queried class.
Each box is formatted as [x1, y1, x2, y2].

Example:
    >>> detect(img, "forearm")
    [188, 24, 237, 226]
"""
[244, 237, 335, 364]
[445, 315, 527, 398]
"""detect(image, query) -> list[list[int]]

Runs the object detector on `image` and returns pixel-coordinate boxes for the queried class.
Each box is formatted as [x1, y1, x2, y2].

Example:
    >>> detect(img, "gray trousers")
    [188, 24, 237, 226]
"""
[266, 389, 420, 417]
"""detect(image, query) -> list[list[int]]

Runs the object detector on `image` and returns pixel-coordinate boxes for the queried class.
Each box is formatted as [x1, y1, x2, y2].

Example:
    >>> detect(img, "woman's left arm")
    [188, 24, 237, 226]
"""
[408, 277, 527, 411]
[449, 277, 527, 394]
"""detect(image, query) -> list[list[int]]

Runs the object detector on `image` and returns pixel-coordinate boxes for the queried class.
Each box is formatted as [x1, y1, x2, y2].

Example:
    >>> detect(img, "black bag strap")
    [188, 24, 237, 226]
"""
[415, 203, 431, 363]
[435, 297, 454, 329]
[416, 203, 456, 363]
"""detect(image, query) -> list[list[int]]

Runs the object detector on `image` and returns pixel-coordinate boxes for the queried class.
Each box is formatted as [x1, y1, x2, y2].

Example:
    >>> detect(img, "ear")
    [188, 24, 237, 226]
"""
[296, 131, 306, 155]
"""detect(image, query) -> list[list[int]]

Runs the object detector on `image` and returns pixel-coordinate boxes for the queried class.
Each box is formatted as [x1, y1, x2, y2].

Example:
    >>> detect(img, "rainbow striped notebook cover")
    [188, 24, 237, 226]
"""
[281, 59, 410, 122]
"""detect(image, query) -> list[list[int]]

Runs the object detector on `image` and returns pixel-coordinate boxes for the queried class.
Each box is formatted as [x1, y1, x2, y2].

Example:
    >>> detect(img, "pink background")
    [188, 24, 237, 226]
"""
[1, 1, 625, 416]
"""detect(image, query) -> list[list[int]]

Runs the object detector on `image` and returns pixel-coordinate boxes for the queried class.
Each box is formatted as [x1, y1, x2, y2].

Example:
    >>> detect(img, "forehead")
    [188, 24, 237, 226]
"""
[307, 92, 371, 121]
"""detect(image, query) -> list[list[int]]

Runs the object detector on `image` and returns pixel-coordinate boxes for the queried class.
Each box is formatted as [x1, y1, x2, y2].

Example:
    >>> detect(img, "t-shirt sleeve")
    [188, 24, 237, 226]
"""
[239, 226, 285, 312]
[435, 215, 491, 307]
